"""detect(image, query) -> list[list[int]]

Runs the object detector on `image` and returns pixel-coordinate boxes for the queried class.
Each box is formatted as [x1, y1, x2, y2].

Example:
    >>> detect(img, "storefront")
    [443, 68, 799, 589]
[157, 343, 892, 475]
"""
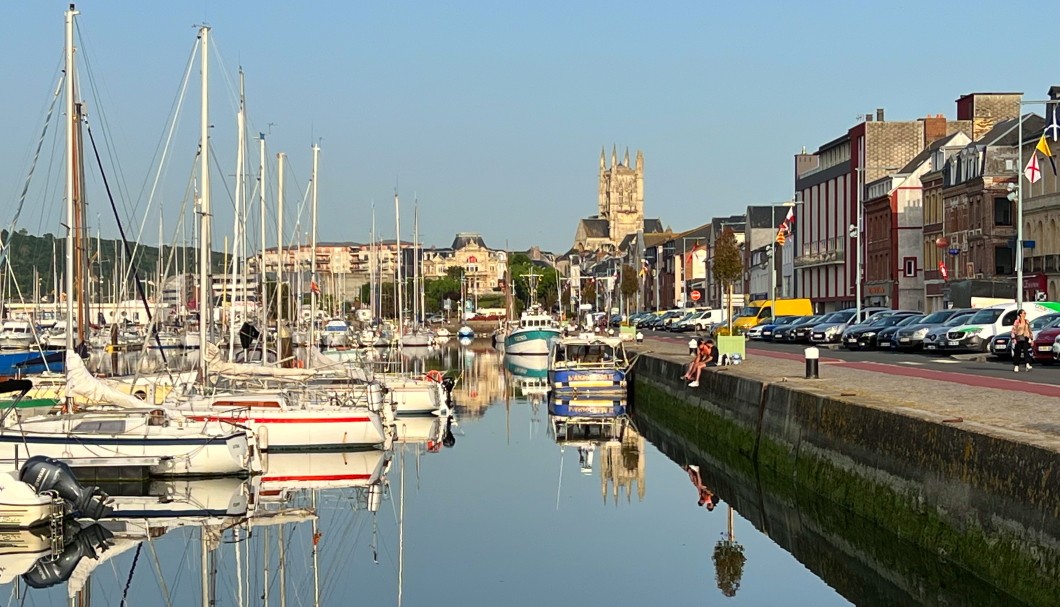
[1023, 273, 1048, 303]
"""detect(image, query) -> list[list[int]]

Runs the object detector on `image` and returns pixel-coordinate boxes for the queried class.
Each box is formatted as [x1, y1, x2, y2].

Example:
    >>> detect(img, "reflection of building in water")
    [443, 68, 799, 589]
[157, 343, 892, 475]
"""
[600, 422, 645, 504]
[453, 347, 504, 418]
[550, 414, 646, 505]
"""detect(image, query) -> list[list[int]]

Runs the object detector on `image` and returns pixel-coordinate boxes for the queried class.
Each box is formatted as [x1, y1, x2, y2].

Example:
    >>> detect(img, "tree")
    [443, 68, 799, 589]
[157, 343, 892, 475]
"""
[620, 264, 638, 310]
[712, 539, 746, 597]
[712, 228, 743, 333]
[581, 279, 597, 310]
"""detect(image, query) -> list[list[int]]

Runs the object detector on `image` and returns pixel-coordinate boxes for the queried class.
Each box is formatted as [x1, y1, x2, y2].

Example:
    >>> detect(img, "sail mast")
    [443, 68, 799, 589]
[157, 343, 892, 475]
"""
[395, 192, 403, 335]
[259, 133, 268, 358]
[309, 143, 319, 363]
[277, 152, 286, 335]
[197, 24, 211, 377]
[63, 5, 78, 364]
[229, 67, 246, 359]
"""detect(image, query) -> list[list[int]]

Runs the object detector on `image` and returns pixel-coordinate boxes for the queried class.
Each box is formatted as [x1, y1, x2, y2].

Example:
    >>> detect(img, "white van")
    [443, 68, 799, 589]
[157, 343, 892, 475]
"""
[691, 309, 727, 332]
[940, 302, 1060, 352]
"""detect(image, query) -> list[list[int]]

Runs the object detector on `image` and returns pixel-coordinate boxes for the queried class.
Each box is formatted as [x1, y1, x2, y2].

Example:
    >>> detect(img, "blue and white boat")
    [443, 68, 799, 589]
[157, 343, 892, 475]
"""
[548, 395, 627, 418]
[503, 305, 561, 355]
[548, 334, 630, 397]
[457, 325, 475, 340]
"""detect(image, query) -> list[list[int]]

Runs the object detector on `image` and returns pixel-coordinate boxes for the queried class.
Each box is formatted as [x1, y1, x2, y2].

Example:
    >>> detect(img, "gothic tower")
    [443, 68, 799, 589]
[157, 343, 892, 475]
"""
[597, 146, 644, 245]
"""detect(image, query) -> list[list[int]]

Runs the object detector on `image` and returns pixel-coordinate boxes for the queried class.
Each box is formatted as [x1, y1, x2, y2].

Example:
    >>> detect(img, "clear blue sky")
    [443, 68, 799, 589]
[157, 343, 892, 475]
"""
[0, 1, 1051, 255]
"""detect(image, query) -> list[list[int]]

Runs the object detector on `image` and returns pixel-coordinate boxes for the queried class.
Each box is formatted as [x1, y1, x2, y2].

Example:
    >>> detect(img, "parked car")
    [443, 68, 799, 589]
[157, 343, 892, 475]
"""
[922, 313, 975, 352]
[894, 308, 973, 350]
[942, 303, 1060, 352]
[425, 313, 445, 324]
[874, 314, 926, 349]
[842, 312, 920, 350]
[756, 316, 800, 341]
[990, 313, 1060, 359]
[776, 315, 826, 343]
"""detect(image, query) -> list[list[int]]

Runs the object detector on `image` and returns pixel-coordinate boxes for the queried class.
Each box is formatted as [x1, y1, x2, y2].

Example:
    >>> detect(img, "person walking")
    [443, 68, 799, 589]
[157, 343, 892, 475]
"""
[1012, 309, 1033, 373]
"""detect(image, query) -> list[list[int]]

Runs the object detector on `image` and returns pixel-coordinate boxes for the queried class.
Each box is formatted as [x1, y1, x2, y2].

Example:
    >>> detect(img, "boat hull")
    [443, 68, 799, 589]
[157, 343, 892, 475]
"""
[259, 450, 388, 493]
[548, 368, 628, 397]
[504, 328, 561, 355]
[548, 396, 627, 418]
[186, 409, 385, 451]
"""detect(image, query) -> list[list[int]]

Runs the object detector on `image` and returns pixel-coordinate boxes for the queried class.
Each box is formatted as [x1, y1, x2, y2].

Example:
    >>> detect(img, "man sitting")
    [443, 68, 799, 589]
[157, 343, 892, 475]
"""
[687, 340, 718, 388]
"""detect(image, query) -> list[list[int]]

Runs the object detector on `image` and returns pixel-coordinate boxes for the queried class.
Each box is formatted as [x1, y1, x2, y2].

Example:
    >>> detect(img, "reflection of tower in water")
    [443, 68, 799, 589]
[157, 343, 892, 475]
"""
[600, 423, 646, 504]
[453, 347, 504, 417]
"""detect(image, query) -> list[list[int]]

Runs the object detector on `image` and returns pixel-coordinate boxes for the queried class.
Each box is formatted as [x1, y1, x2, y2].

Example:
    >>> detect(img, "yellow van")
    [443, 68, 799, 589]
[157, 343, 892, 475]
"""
[732, 298, 814, 331]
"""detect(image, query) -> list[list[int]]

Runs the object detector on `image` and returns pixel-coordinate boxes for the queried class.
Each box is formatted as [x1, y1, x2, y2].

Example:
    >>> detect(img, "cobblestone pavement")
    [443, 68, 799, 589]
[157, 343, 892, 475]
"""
[631, 335, 1060, 454]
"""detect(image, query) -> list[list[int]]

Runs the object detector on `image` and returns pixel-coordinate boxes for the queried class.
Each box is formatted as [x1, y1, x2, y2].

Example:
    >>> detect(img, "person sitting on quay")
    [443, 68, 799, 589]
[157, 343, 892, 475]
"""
[686, 339, 718, 388]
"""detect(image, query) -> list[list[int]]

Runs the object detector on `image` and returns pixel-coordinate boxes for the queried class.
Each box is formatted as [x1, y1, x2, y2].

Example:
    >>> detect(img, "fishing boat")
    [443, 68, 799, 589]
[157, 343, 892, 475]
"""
[547, 333, 631, 397]
[504, 304, 561, 355]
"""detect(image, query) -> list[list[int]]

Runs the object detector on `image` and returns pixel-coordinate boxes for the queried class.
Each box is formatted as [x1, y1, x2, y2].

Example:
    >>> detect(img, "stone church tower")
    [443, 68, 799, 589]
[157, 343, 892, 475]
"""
[598, 146, 644, 245]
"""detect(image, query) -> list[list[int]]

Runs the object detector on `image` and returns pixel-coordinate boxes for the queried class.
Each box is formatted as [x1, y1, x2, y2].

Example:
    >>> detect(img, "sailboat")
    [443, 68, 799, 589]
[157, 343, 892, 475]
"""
[0, 10, 255, 478]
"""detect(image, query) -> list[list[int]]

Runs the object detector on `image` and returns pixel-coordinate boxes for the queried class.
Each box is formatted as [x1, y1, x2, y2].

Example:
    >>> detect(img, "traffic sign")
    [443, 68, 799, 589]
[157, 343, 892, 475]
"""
[690, 290, 701, 302]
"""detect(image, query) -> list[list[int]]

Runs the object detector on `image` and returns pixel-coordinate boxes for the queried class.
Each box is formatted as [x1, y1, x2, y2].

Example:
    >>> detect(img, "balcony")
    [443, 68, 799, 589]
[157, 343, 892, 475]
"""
[794, 239, 845, 269]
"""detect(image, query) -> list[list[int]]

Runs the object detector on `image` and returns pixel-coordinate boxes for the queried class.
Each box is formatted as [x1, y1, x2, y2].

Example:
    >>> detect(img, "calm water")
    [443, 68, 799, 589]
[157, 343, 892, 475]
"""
[2, 343, 860, 606]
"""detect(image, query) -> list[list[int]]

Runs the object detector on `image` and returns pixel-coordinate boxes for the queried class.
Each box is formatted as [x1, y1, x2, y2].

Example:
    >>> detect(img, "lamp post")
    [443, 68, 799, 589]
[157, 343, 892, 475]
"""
[853, 165, 898, 323]
[1013, 97, 1054, 309]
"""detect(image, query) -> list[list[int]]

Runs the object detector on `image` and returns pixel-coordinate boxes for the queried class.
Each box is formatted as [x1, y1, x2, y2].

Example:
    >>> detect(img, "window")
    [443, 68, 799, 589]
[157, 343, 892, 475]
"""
[73, 420, 126, 434]
[995, 246, 1014, 275]
[994, 197, 1013, 226]
[1001, 310, 1019, 327]
[904, 257, 918, 278]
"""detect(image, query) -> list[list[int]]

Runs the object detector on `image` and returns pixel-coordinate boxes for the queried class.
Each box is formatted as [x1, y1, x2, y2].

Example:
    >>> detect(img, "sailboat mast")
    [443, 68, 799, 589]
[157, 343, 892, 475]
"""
[370, 205, 376, 321]
[63, 5, 78, 360]
[197, 24, 211, 375]
[277, 152, 285, 329]
[309, 143, 319, 363]
[412, 201, 419, 327]
[259, 133, 268, 357]
[229, 67, 246, 359]
[395, 192, 402, 333]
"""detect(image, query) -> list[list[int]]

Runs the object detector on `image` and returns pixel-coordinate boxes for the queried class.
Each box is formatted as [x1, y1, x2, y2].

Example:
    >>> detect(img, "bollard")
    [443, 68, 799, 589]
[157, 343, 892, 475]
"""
[636, 332, 644, 343]
[688, 338, 697, 355]
[804, 346, 820, 379]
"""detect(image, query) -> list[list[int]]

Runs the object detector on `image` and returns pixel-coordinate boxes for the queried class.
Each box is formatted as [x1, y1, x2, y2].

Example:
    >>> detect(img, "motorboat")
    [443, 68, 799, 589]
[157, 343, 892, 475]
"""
[548, 334, 631, 397]
[504, 305, 561, 355]
[0, 321, 37, 351]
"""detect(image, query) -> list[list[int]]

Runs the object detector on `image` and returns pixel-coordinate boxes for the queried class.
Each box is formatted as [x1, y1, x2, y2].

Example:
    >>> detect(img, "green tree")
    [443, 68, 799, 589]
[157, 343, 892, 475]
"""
[712, 540, 746, 597]
[620, 264, 639, 309]
[581, 279, 597, 310]
[712, 228, 743, 332]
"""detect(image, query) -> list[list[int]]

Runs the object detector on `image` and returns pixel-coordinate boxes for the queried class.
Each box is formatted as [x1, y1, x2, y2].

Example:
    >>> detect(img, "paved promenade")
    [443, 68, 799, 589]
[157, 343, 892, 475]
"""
[631, 334, 1060, 454]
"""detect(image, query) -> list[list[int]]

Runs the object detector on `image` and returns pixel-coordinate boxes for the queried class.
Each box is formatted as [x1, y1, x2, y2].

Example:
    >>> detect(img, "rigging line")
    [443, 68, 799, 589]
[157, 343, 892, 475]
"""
[119, 542, 144, 606]
[0, 72, 64, 270]
[85, 125, 170, 366]
[129, 37, 200, 278]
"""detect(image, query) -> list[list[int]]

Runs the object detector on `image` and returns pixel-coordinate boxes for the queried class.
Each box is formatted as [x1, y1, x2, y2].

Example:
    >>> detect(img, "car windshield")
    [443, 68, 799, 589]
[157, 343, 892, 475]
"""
[1031, 314, 1060, 330]
[897, 315, 925, 326]
[735, 306, 762, 318]
[829, 311, 855, 323]
[774, 316, 799, 326]
[944, 314, 973, 327]
[967, 308, 1004, 324]
[920, 310, 956, 324]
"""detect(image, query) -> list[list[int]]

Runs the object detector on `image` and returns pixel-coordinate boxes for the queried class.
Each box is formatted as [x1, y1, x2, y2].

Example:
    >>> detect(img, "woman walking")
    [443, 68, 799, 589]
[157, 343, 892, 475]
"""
[1012, 309, 1033, 373]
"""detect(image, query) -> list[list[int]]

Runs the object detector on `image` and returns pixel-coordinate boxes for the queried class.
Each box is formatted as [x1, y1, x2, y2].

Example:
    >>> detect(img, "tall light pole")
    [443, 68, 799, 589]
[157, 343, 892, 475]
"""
[853, 165, 898, 323]
[1013, 97, 1053, 309]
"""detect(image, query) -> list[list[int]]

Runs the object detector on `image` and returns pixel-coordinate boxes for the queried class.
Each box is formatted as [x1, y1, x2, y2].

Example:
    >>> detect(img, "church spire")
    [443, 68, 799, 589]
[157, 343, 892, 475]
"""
[600, 147, 606, 170]
[623, 147, 630, 166]
[611, 145, 617, 169]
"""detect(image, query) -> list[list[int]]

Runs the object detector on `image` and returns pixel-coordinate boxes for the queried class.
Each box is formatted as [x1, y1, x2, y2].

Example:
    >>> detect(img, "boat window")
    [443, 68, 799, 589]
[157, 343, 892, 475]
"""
[73, 420, 126, 433]
[212, 399, 282, 409]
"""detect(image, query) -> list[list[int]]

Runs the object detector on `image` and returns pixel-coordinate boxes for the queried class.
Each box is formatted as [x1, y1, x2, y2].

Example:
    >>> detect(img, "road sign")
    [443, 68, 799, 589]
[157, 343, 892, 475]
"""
[947, 248, 960, 256]
[690, 290, 701, 302]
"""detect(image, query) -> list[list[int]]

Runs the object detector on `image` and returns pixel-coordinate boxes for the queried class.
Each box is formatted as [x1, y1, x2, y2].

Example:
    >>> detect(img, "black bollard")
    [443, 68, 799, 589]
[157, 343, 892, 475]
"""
[804, 346, 820, 379]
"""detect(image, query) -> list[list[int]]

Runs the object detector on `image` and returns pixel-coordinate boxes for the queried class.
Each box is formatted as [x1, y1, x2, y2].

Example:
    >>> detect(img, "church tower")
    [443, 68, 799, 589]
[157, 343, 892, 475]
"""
[597, 146, 644, 245]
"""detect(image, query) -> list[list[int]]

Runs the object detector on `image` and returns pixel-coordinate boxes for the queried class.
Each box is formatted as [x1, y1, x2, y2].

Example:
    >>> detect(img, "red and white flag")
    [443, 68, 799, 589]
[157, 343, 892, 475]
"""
[1025, 153, 1043, 184]
[777, 206, 796, 236]
[938, 261, 948, 280]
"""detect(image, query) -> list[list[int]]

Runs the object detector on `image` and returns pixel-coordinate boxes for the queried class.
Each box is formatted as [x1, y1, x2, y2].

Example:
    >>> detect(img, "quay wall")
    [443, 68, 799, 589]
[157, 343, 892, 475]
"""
[632, 354, 1060, 607]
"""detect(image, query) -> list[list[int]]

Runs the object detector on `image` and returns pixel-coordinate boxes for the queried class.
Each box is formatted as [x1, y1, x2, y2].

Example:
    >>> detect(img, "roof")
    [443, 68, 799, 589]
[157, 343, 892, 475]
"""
[895, 133, 961, 174]
[643, 218, 664, 233]
[578, 218, 610, 239]
[451, 233, 489, 250]
[643, 231, 675, 247]
[976, 113, 1045, 147]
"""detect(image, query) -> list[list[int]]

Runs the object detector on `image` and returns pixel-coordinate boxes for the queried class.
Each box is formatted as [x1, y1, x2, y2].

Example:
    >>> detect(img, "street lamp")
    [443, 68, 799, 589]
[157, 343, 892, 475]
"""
[853, 165, 898, 323]
[1014, 96, 1055, 308]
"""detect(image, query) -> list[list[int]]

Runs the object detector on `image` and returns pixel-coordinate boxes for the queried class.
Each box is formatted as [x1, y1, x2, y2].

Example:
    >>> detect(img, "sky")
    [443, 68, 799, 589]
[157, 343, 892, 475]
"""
[0, 1, 1054, 255]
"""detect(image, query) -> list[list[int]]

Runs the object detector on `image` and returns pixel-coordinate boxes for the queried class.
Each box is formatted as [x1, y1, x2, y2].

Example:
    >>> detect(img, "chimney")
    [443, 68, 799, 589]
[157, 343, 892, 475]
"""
[922, 114, 947, 145]
[865, 111, 873, 122]
[876, 108, 885, 122]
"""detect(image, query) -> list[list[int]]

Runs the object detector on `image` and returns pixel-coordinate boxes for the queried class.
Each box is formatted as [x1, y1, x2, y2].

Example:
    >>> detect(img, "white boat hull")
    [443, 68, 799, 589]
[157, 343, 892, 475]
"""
[259, 450, 388, 494]
[185, 408, 385, 451]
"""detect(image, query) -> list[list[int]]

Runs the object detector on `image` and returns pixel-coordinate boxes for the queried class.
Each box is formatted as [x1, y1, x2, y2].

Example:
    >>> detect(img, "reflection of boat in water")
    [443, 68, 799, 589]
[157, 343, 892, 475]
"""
[506, 353, 550, 399]
[548, 334, 630, 398]
[549, 411, 646, 503]
[259, 449, 390, 496]
[549, 394, 628, 418]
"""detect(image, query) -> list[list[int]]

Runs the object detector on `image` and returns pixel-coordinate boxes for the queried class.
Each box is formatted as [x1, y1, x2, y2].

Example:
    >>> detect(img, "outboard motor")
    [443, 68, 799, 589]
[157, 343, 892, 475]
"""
[441, 376, 456, 405]
[23, 522, 114, 589]
[19, 456, 114, 520]
[442, 416, 456, 448]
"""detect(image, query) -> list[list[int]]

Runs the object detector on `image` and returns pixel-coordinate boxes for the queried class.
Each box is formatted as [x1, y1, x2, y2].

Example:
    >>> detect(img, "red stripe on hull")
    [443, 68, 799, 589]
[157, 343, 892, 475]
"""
[188, 416, 373, 424]
[262, 473, 372, 482]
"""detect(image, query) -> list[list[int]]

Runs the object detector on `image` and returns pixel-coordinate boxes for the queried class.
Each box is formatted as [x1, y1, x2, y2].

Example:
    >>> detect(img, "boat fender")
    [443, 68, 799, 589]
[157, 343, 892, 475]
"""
[19, 456, 114, 520]
[425, 370, 444, 383]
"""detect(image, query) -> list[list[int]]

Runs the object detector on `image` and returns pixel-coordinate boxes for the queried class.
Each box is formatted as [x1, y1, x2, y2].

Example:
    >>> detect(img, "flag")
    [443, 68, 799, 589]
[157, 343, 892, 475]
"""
[1025, 153, 1042, 184]
[1047, 104, 1060, 141]
[938, 261, 948, 280]
[310, 281, 320, 295]
[1037, 134, 1057, 176]
[776, 206, 796, 242]
[685, 243, 702, 263]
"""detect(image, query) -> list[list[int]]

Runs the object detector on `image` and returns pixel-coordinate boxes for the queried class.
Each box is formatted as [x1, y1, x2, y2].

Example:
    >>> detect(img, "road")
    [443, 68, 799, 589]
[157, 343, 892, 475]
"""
[642, 329, 1060, 390]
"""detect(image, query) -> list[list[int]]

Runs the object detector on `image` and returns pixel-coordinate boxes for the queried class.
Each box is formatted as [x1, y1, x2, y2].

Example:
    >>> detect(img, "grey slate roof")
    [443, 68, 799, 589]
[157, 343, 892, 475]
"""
[579, 218, 610, 238]
[451, 233, 488, 250]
